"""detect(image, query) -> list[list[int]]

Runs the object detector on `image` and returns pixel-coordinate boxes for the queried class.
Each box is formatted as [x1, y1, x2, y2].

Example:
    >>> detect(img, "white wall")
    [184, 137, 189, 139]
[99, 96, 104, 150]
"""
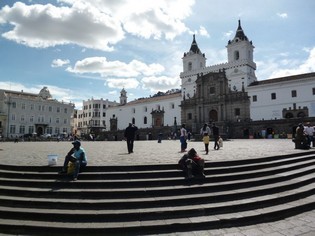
[248, 76, 315, 120]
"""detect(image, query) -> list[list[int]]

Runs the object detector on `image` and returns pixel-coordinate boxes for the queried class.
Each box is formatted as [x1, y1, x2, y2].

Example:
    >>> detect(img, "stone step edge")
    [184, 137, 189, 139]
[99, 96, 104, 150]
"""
[0, 196, 315, 236]
[0, 182, 314, 218]
[0, 175, 314, 210]
[1, 150, 314, 172]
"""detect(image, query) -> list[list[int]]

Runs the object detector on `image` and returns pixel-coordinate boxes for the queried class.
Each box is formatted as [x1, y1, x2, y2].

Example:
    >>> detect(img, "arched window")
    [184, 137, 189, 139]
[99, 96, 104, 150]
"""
[234, 51, 239, 60]
[188, 62, 192, 71]
[144, 116, 147, 124]
[132, 117, 135, 124]
[285, 113, 293, 119]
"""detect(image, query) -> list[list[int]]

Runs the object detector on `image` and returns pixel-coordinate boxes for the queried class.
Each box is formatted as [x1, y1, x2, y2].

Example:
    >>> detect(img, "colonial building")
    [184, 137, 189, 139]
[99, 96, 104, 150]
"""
[179, 20, 315, 138]
[247, 72, 315, 120]
[105, 89, 181, 131]
[180, 20, 257, 102]
[0, 87, 75, 139]
[181, 70, 250, 133]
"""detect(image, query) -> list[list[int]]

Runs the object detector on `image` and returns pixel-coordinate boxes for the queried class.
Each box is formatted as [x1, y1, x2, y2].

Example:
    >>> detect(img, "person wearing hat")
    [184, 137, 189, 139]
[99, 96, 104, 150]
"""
[59, 140, 87, 181]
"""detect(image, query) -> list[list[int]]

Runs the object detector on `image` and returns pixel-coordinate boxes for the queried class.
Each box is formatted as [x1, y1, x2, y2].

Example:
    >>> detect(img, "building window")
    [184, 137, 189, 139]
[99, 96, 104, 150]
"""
[313, 87, 315, 95]
[19, 125, 25, 134]
[234, 50, 240, 60]
[271, 93, 276, 100]
[30, 104, 34, 110]
[103, 112, 106, 117]
[28, 126, 34, 134]
[21, 115, 25, 122]
[209, 86, 215, 94]
[57, 107, 60, 112]
[10, 125, 16, 134]
[170, 103, 175, 109]
[235, 108, 241, 116]
[132, 108, 136, 113]
[291, 90, 297, 97]
[21, 103, 25, 109]
[188, 113, 192, 120]
[253, 95, 257, 102]
[49, 106, 52, 112]
[64, 108, 68, 113]
[144, 116, 147, 124]
[56, 118, 60, 124]
[12, 102, 16, 108]
[188, 62, 192, 71]
[144, 106, 147, 112]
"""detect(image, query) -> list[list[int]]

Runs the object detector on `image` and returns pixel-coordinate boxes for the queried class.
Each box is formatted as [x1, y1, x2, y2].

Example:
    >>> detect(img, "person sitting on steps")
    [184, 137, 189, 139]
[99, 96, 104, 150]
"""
[178, 148, 205, 179]
[59, 140, 87, 181]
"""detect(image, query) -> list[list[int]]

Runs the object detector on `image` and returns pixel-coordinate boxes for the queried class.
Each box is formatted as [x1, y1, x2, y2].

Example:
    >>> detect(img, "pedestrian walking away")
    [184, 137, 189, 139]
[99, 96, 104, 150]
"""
[180, 123, 188, 152]
[212, 123, 220, 150]
[124, 123, 138, 154]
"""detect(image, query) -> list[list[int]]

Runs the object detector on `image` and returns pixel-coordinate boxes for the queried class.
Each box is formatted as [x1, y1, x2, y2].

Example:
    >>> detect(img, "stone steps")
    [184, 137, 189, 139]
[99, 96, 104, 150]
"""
[0, 151, 315, 235]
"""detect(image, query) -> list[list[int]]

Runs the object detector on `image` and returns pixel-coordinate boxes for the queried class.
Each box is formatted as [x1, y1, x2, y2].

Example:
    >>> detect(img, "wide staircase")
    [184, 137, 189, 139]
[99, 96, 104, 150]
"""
[1, 151, 315, 235]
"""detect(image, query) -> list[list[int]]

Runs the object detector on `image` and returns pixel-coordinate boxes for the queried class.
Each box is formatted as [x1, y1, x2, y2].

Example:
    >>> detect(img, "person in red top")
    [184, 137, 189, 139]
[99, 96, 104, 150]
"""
[178, 148, 205, 179]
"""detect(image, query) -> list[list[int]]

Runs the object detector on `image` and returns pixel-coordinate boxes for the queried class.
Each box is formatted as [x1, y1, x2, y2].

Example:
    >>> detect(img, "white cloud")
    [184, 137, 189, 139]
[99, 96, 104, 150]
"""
[67, 57, 165, 78]
[277, 12, 288, 18]
[51, 59, 70, 67]
[141, 76, 180, 93]
[198, 26, 210, 37]
[105, 78, 139, 89]
[222, 30, 233, 40]
[0, 2, 124, 51]
[257, 47, 315, 79]
[0, 0, 195, 50]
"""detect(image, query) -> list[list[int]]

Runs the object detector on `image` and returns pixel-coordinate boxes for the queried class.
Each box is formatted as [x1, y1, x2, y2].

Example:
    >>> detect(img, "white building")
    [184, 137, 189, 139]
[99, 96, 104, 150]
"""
[105, 90, 181, 131]
[0, 87, 75, 139]
[75, 97, 119, 136]
[180, 20, 257, 101]
[247, 72, 315, 121]
[179, 20, 315, 124]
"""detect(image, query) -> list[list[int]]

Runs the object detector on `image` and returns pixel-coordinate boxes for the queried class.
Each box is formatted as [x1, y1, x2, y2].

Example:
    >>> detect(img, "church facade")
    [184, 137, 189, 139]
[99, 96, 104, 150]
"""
[179, 20, 315, 138]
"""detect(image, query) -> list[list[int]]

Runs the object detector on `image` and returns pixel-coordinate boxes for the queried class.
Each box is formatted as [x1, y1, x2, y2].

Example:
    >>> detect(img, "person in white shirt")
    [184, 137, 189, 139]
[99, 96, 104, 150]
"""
[304, 122, 314, 147]
[180, 124, 188, 152]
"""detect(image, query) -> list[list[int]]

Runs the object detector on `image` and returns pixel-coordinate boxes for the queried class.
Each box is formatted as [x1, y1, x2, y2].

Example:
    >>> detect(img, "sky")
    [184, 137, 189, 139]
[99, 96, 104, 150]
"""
[0, 0, 315, 109]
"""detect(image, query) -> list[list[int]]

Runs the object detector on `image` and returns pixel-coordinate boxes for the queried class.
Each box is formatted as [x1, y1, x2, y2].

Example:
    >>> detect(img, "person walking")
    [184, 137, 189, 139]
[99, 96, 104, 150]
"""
[180, 124, 188, 152]
[304, 122, 314, 148]
[212, 123, 220, 150]
[200, 123, 211, 153]
[59, 140, 87, 181]
[124, 123, 138, 154]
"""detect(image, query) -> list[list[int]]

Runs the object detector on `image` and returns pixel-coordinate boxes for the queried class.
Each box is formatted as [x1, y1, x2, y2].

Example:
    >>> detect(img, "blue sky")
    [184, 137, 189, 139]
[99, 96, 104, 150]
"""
[0, 0, 314, 109]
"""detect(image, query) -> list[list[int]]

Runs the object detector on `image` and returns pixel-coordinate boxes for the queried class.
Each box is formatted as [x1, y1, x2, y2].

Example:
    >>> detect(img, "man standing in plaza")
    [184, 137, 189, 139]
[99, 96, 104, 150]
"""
[212, 123, 220, 150]
[124, 123, 138, 154]
[304, 122, 314, 148]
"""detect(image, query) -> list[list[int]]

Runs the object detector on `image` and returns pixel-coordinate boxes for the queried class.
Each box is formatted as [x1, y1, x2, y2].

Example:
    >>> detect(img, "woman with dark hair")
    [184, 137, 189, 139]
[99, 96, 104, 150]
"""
[178, 148, 205, 179]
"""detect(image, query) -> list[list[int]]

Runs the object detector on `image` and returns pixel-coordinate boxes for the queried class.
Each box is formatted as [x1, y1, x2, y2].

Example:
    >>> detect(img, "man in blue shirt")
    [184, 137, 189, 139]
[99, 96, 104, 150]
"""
[59, 140, 87, 181]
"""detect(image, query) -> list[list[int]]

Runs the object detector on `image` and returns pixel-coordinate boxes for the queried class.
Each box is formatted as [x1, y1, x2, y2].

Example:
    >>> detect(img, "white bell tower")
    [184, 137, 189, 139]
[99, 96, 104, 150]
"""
[120, 88, 127, 105]
[181, 34, 206, 100]
[226, 20, 257, 91]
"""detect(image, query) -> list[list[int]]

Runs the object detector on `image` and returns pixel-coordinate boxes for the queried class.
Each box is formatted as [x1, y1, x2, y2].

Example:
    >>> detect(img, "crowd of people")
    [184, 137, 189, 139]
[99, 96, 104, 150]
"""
[57, 121, 314, 181]
[294, 122, 315, 150]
